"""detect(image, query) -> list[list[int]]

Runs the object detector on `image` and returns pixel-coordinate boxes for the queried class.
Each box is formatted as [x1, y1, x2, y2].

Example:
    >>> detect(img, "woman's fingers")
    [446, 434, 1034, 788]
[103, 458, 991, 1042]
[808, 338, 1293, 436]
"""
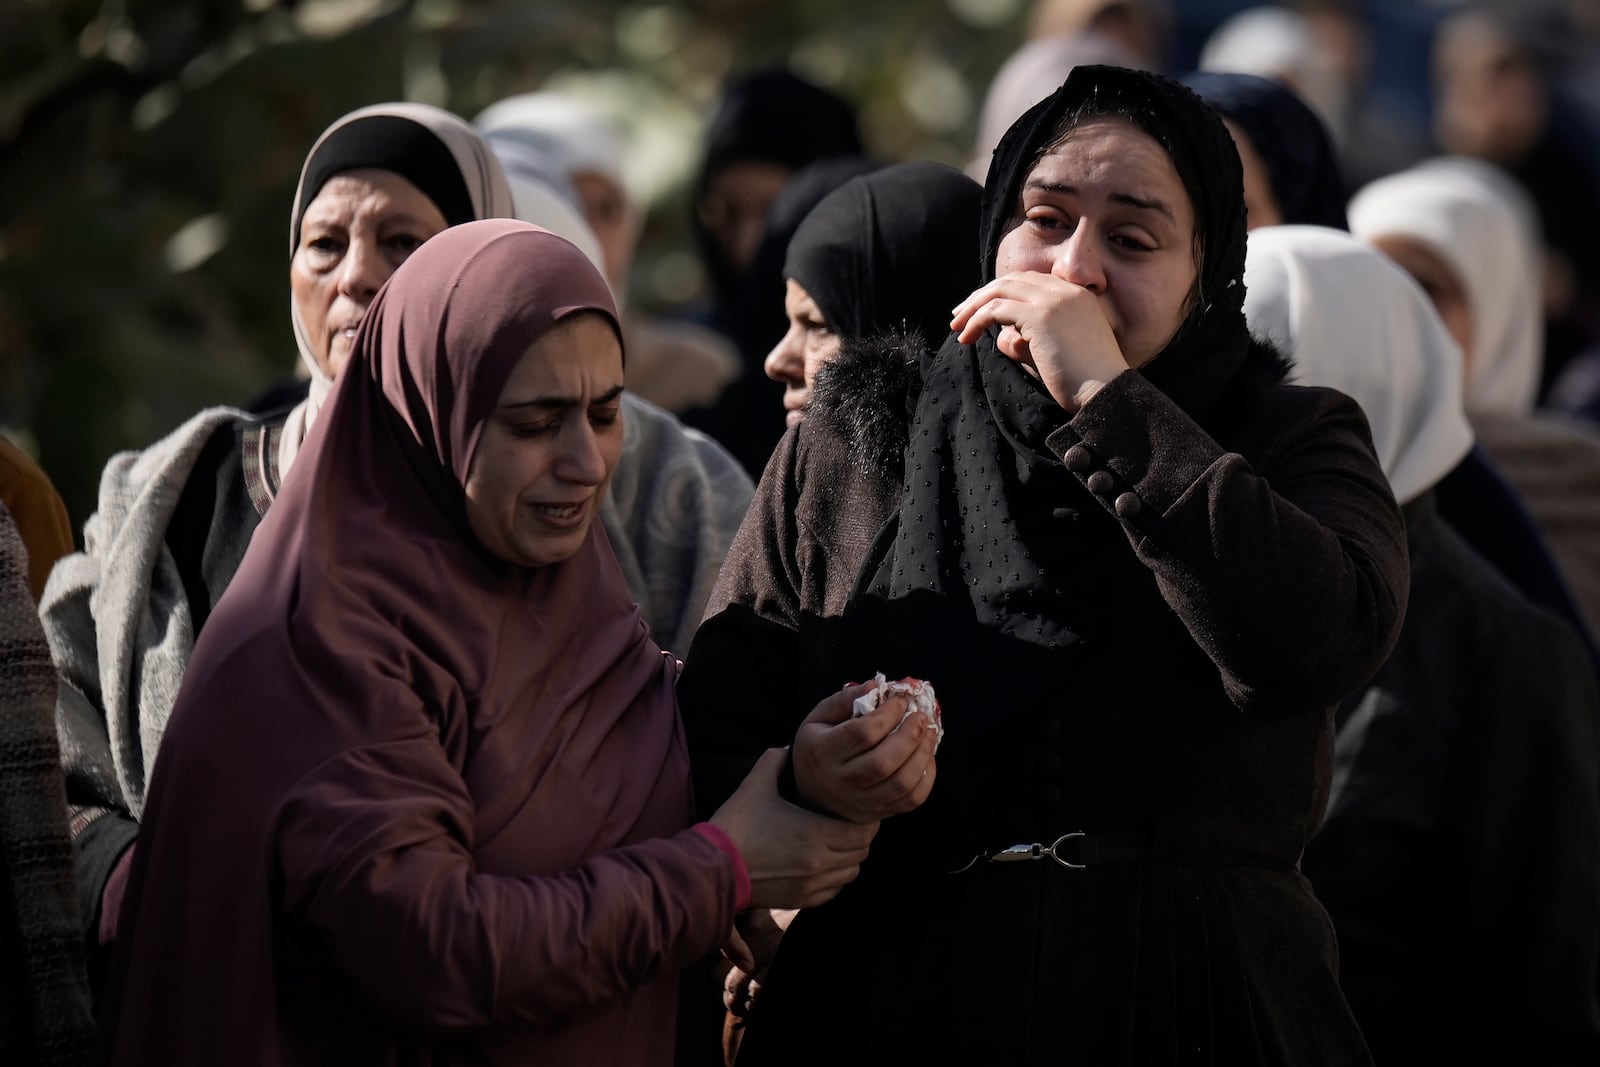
[835, 705, 928, 789]
[800, 679, 878, 728]
[724, 929, 755, 974]
[995, 325, 1033, 365]
[951, 271, 1063, 332]
[855, 727, 938, 814]
[957, 295, 1038, 346]
[789, 863, 864, 908]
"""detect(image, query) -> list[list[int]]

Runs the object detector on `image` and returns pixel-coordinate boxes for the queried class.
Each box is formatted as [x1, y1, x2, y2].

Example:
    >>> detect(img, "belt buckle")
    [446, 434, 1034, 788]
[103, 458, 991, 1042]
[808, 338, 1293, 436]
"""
[1045, 831, 1086, 870]
[948, 831, 1087, 874]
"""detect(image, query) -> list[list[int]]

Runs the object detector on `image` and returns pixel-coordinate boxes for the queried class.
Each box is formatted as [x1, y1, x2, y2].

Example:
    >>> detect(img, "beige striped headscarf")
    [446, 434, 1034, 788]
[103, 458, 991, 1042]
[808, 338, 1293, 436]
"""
[282, 103, 516, 476]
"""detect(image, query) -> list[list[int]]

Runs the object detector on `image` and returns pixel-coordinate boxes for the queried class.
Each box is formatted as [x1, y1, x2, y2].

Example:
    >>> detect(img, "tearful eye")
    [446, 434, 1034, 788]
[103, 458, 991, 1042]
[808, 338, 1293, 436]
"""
[386, 233, 427, 256]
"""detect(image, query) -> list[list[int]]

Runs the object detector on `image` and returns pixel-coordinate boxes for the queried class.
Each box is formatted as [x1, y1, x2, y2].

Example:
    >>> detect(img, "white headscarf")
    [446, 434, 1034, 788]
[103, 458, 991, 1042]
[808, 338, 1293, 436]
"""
[1348, 157, 1543, 417]
[1199, 6, 1347, 141]
[1244, 225, 1474, 505]
[282, 102, 516, 477]
[969, 31, 1141, 180]
[474, 92, 628, 190]
[487, 140, 609, 282]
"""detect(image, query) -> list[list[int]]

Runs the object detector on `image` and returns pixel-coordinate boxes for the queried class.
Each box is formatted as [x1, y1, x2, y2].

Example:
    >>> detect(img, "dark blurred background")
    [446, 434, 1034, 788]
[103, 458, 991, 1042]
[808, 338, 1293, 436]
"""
[4, 0, 1596, 525]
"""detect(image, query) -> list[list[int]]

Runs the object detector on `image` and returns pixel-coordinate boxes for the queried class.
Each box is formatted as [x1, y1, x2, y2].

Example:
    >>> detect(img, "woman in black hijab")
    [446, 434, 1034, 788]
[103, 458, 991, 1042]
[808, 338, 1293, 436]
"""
[765, 162, 982, 430]
[678, 72, 866, 476]
[691, 69, 864, 327]
[681, 65, 1406, 1065]
[682, 154, 880, 477]
[1180, 70, 1349, 230]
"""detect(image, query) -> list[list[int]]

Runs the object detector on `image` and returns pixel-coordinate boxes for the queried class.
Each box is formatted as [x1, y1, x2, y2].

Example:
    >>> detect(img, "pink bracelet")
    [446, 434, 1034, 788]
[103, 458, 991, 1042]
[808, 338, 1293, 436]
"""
[691, 822, 751, 911]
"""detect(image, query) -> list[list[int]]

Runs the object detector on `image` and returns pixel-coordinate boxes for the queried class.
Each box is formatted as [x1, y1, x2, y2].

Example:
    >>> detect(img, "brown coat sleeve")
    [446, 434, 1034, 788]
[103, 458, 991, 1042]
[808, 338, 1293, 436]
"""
[0, 437, 74, 603]
[699, 427, 810, 629]
[273, 733, 737, 1032]
[681, 426, 892, 814]
[1047, 372, 1409, 713]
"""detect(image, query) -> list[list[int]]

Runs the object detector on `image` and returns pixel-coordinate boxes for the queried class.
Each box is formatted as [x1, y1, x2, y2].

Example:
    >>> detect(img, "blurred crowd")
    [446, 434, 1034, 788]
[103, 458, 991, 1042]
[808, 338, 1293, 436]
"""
[5, 1, 1600, 1065]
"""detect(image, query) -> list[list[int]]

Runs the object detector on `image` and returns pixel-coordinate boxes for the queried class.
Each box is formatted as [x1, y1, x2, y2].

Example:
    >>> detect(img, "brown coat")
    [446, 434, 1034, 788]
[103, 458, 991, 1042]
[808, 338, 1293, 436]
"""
[680, 369, 1408, 1066]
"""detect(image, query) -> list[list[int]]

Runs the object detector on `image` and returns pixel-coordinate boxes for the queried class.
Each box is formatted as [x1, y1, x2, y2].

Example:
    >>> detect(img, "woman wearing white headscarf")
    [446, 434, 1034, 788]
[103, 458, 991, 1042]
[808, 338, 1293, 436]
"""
[42, 105, 515, 995]
[1245, 225, 1600, 1066]
[1350, 158, 1600, 637]
[1199, 6, 1348, 145]
[1026, 0, 1170, 69]
[968, 31, 1141, 180]
[476, 92, 740, 415]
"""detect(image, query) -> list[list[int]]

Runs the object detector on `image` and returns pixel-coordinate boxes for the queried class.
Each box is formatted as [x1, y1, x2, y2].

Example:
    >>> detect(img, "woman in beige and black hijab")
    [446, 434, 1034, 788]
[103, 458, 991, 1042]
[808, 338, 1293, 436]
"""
[40, 102, 515, 996]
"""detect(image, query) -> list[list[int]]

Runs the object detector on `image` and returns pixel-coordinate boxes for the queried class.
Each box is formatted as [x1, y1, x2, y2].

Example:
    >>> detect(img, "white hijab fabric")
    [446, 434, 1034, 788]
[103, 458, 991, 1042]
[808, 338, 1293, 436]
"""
[1199, 6, 1347, 140]
[1348, 158, 1543, 418]
[487, 140, 609, 281]
[475, 92, 640, 310]
[282, 103, 516, 477]
[968, 31, 1141, 179]
[1244, 225, 1475, 505]
[474, 92, 628, 190]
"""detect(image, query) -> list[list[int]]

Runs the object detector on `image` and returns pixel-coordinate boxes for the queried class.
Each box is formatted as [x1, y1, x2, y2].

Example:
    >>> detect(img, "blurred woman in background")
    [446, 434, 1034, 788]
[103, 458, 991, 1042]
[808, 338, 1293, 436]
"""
[763, 161, 982, 430]
[1245, 223, 1600, 1065]
[1351, 157, 1600, 640]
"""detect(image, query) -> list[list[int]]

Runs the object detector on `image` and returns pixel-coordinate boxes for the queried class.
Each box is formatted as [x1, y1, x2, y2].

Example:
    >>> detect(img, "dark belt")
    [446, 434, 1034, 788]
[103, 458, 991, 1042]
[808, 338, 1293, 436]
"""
[949, 830, 1152, 874]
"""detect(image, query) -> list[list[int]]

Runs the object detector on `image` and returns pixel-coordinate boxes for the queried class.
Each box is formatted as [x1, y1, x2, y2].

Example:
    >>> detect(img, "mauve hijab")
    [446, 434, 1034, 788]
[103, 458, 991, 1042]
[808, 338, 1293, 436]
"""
[98, 221, 706, 1065]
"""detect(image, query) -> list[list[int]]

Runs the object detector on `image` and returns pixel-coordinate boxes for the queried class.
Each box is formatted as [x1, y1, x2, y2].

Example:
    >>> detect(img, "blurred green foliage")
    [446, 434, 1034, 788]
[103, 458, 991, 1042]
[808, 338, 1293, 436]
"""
[1, 0, 1032, 526]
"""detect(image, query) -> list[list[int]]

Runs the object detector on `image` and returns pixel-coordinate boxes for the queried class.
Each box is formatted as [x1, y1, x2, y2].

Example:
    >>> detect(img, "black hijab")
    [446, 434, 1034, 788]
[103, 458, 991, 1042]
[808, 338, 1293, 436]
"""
[855, 64, 1281, 654]
[1180, 71, 1349, 230]
[292, 114, 479, 250]
[722, 153, 881, 364]
[784, 161, 984, 353]
[691, 69, 864, 303]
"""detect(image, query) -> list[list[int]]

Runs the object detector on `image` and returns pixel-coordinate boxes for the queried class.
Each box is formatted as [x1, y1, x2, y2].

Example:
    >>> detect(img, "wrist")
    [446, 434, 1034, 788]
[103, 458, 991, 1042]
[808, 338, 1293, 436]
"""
[781, 748, 845, 819]
[1071, 368, 1125, 411]
[692, 822, 752, 911]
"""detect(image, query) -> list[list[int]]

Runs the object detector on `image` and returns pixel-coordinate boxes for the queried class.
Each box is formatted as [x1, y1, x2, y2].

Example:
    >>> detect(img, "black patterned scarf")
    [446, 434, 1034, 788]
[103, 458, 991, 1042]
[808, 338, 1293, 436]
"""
[851, 65, 1286, 659]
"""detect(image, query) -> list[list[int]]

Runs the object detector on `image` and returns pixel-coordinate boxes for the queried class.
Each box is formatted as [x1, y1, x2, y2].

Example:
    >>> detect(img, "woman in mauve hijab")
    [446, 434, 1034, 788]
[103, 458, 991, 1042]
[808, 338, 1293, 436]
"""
[43, 103, 517, 992]
[93, 221, 906, 1066]
[46, 105, 758, 990]
[680, 66, 1407, 1064]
